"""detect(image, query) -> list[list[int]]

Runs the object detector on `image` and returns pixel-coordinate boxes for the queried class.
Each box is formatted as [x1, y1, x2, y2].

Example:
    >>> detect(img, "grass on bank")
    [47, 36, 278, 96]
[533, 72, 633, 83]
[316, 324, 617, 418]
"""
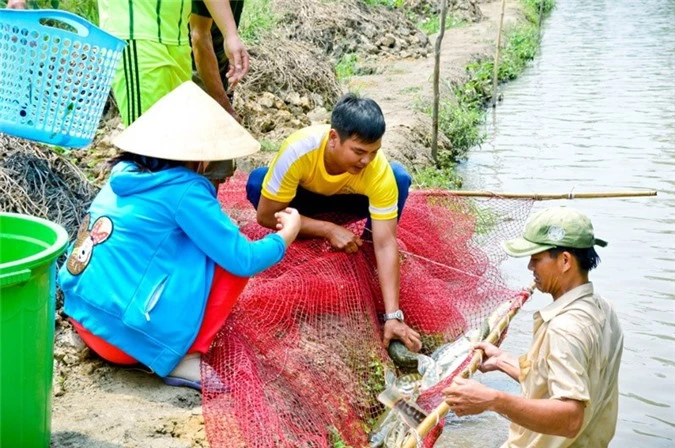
[361, 0, 405, 8]
[421, 0, 555, 177]
[417, 13, 466, 35]
[413, 165, 463, 190]
[336, 53, 360, 81]
[360, 0, 467, 35]
[239, 0, 276, 44]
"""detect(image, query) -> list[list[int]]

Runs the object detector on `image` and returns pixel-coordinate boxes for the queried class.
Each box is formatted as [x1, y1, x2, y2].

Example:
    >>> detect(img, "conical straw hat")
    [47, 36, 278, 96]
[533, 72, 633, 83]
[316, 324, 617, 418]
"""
[113, 81, 260, 161]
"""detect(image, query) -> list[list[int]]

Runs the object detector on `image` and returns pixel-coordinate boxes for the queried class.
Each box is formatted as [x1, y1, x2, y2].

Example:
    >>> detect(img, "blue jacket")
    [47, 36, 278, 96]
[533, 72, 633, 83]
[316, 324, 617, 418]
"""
[58, 162, 286, 376]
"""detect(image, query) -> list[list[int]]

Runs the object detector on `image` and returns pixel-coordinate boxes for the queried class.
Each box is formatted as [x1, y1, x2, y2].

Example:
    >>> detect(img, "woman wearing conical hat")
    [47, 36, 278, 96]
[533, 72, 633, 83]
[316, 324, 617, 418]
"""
[58, 82, 300, 390]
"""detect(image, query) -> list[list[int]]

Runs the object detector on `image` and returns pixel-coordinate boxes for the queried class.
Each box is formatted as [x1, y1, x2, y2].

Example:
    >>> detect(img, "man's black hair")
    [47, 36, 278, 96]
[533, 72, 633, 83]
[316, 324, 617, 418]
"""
[330, 93, 386, 144]
[109, 152, 184, 172]
[549, 246, 601, 272]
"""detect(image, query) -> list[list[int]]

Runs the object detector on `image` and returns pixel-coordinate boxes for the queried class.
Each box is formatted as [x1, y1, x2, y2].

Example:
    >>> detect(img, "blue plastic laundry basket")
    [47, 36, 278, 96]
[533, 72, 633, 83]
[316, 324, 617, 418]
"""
[0, 10, 125, 148]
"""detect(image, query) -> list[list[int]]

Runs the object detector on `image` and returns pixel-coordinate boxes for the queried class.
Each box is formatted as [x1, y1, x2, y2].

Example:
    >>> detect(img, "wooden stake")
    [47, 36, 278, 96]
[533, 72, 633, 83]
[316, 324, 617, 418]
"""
[426, 190, 657, 200]
[490, 0, 508, 107]
[431, 0, 448, 163]
[401, 285, 535, 448]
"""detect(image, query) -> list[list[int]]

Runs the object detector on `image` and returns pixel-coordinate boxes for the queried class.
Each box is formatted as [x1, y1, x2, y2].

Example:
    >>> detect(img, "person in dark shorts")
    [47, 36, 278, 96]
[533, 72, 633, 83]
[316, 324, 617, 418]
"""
[191, 1, 246, 182]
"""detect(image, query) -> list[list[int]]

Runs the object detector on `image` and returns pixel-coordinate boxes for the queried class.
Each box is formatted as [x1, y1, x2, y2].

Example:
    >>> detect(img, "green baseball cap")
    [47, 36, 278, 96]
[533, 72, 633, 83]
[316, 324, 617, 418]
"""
[502, 206, 608, 257]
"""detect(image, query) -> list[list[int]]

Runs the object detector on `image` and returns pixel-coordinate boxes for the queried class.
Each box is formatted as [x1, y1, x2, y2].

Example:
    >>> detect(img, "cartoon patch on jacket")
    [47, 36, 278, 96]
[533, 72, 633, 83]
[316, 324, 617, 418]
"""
[66, 213, 113, 275]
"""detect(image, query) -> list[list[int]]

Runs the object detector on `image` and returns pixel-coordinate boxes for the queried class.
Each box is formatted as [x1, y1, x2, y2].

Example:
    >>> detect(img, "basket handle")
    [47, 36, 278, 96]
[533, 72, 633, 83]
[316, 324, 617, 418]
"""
[34, 9, 91, 38]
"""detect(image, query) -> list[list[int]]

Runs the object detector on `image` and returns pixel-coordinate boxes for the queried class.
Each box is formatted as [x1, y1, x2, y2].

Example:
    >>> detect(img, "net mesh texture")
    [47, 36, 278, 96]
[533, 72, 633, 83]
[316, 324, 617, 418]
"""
[203, 174, 533, 447]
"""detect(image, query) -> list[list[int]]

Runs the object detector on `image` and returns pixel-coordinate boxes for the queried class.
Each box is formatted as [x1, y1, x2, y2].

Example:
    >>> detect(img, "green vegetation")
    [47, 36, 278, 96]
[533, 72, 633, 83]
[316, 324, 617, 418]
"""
[472, 201, 500, 236]
[336, 54, 380, 81]
[239, 0, 276, 44]
[454, 25, 539, 109]
[364, 356, 386, 398]
[399, 85, 422, 94]
[455, 0, 552, 110]
[417, 13, 466, 35]
[259, 139, 279, 152]
[420, 91, 485, 161]
[413, 165, 463, 190]
[336, 53, 360, 81]
[522, 0, 556, 23]
[328, 427, 354, 448]
[361, 0, 405, 8]
[417, 0, 555, 183]
[0, 0, 98, 23]
[5, 0, 277, 40]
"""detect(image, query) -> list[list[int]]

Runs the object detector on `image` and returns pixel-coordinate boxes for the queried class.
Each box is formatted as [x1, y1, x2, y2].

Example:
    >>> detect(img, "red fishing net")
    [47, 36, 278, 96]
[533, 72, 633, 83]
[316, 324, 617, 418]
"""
[203, 173, 533, 447]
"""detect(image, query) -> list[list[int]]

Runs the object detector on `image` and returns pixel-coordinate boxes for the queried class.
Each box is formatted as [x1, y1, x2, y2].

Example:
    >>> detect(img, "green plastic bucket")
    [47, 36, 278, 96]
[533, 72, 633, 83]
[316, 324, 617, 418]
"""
[0, 212, 69, 448]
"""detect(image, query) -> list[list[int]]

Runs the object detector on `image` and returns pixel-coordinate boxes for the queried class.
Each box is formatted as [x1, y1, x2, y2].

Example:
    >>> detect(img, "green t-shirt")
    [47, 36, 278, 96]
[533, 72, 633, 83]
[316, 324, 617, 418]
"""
[99, 0, 192, 46]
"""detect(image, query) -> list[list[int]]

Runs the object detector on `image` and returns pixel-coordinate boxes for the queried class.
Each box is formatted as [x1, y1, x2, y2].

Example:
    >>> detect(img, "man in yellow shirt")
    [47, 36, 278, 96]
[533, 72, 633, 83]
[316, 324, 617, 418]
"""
[246, 94, 422, 353]
[443, 206, 623, 447]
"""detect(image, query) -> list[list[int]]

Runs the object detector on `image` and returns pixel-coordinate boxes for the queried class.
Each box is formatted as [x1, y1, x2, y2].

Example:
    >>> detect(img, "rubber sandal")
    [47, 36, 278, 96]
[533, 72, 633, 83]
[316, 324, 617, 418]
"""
[162, 369, 230, 393]
[162, 375, 202, 391]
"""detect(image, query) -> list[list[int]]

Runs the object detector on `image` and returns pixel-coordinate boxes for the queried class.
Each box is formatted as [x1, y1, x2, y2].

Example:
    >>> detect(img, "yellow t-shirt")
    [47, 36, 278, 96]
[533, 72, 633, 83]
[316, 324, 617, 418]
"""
[503, 283, 623, 448]
[261, 125, 399, 221]
[98, 0, 192, 46]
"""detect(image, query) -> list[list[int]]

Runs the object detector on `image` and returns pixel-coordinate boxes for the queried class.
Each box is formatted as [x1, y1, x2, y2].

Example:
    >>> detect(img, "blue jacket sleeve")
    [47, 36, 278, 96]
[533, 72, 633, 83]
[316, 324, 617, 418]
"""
[174, 181, 286, 277]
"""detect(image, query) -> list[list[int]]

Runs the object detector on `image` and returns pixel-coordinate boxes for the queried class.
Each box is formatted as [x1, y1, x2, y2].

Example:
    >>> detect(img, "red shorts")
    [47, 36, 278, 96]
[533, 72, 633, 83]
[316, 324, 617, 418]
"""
[71, 266, 249, 365]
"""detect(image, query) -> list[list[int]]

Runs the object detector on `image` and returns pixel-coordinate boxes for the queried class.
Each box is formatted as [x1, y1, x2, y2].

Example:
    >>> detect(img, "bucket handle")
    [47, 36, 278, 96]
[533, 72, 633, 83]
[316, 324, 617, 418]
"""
[22, 9, 91, 38]
[0, 269, 32, 288]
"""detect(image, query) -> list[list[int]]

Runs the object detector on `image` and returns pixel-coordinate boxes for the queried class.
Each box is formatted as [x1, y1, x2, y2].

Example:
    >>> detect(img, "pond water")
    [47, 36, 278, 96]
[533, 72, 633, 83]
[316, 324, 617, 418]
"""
[438, 0, 675, 446]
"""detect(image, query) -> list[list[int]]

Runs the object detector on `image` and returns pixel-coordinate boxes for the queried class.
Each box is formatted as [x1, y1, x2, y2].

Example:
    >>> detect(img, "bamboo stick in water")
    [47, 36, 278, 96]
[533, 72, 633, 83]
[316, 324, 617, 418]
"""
[490, 0, 507, 107]
[435, 190, 657, 200]
[401, 284, 536, 448]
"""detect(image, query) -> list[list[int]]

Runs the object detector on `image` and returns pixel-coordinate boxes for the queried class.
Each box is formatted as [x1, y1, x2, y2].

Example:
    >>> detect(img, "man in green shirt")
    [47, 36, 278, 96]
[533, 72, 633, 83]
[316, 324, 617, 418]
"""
[96, 0, 248, 126]
[190, 1, 246, 182]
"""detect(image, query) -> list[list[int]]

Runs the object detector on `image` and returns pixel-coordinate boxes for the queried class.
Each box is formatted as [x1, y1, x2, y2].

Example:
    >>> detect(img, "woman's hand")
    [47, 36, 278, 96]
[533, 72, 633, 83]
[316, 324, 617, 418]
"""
[275, 208, 301, 247]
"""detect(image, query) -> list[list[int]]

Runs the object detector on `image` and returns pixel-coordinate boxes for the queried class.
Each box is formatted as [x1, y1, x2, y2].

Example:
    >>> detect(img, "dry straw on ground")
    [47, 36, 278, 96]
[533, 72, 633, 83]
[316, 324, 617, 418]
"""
[276, 0, 428, 58]
[242, 33, 342, 107]
[0, 134, 98, 238]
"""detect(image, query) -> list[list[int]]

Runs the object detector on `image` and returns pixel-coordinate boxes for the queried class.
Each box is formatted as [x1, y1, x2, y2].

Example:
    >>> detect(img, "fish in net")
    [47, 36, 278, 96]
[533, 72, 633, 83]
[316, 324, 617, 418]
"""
[202, 173, 533, 447]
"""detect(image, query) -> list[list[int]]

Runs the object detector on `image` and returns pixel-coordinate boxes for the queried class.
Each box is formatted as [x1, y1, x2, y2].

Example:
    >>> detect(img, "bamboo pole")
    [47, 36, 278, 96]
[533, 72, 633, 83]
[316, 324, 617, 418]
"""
[431, 0, 448, 163]
[432, 190, 657, 200]
[490, 0, 507, 108]
[401, 284, 536, 448]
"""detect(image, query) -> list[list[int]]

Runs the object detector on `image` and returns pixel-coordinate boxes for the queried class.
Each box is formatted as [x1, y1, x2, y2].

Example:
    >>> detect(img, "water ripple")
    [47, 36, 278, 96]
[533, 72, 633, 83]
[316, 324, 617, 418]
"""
[455, 0, 675, 445]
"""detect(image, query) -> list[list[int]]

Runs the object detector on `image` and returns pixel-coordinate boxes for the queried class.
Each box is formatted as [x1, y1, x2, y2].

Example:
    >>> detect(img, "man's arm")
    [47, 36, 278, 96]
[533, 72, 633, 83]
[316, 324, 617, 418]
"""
[444, 377, 585, 438]
[474, 342, 521, 381]
[202, 0, 250, 87]
[371, 218, 421, 352]
[257, 196, 363, 253]
[493, 392, 585, 438]
[190, 14, 239, 120]
[489, 354, 521, 381]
